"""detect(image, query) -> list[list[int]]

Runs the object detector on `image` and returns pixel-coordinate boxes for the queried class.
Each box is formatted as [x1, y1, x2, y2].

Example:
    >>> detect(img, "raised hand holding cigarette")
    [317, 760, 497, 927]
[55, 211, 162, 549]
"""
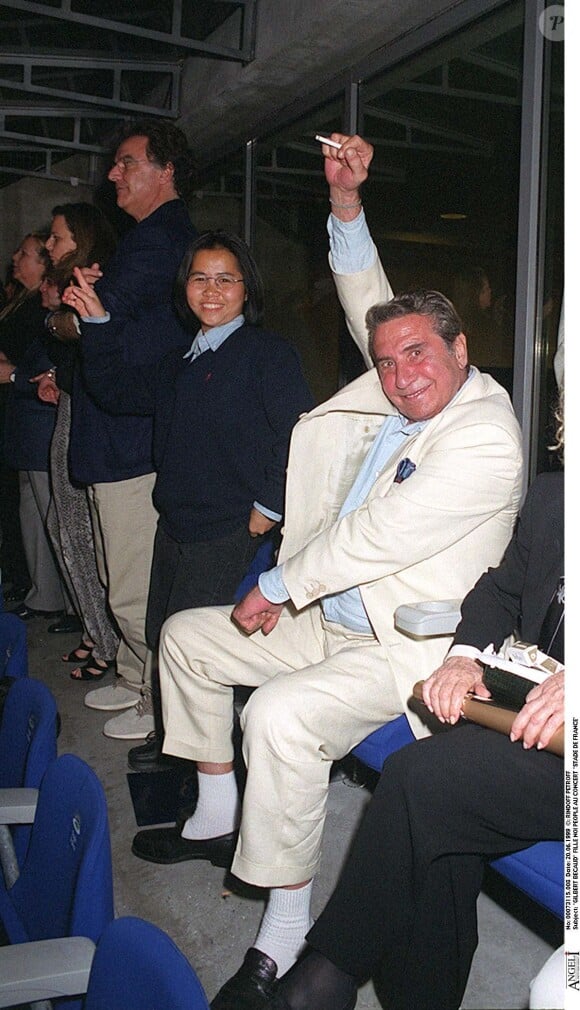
[320, 133, 374, 221]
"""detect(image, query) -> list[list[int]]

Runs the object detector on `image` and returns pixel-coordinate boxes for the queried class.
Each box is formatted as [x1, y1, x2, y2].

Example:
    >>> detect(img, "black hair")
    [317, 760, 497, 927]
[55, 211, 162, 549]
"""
[174, 230, 264, 329]
[114, 118, 197, 201]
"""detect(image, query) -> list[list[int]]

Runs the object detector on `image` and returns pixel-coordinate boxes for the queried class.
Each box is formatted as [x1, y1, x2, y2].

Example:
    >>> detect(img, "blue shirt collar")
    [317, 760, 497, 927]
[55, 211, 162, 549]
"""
[183, 314, 245, 360]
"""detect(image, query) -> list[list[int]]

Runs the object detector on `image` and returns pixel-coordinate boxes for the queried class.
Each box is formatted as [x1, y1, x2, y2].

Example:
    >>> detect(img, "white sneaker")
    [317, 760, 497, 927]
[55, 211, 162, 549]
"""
[103, 694, 155, 740]
[84, 682, 140, 711]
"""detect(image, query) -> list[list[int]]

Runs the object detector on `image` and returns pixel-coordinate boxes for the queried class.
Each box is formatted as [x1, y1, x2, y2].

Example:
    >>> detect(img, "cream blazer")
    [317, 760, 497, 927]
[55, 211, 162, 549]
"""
[278, 249, 523, 735]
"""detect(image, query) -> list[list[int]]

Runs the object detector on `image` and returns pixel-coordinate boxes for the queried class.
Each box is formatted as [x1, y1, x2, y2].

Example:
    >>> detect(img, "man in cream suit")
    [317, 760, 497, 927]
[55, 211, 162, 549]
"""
[133, 135, 524, 1010]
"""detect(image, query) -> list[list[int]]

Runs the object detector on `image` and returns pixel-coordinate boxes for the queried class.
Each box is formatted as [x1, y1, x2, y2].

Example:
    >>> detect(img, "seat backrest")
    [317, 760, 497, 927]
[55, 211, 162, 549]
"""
[0, 612, 28, 679]
[84, 916, 210, 1010]
[491, 841, 564, 920]
[0, 677, 58, 864]
[0, 753, 114, 947]
[234, 536, 276, 601]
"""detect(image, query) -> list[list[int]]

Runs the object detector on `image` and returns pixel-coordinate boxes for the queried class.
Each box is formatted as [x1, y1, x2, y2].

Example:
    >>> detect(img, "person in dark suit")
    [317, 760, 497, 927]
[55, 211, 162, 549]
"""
[268, 443, 564, 1010]
[51, 119, 198, 742]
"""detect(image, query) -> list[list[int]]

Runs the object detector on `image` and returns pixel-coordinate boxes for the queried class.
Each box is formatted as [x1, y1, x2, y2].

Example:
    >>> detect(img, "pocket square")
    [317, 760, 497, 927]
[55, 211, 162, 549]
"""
[394, 458, 416, 484]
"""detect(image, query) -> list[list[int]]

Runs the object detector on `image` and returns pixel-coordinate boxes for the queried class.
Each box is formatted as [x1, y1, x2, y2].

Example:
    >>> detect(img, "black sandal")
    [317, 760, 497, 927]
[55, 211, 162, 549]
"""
[70, 658, 116, 681]
[62, 640, 94, 664]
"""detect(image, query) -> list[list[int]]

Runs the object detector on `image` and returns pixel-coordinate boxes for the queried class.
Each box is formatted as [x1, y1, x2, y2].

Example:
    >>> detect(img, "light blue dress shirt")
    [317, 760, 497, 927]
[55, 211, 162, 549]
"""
[182, 314, 245, 360]
[259, 414, 426, 632]
[326, 209, 375, 274]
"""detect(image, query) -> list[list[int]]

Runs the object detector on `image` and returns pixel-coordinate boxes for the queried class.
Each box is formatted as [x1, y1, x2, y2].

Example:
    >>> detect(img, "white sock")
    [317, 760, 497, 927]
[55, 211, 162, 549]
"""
[254, 880, 314, 977]
[180, 771, 240, 840]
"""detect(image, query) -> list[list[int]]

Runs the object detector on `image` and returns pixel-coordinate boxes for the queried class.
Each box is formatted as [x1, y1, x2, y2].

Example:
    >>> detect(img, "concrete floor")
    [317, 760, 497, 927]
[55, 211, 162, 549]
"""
[20, 611, 563, 1009]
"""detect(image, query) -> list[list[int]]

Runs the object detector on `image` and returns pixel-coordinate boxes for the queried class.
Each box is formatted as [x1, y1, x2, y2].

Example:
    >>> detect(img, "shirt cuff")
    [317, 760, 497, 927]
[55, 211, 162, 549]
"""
[253, 501, 282, 522]
[327, 209, 375, 274]
[81, 312, 111, 323]
[258, 565, 290, 604]
[447, 645, 482, 661]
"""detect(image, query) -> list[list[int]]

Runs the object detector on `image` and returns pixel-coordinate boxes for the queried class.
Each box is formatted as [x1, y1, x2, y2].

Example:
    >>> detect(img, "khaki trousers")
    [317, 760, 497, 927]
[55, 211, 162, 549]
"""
[159, 604, 403, 887]
[88, 473, 157, 689]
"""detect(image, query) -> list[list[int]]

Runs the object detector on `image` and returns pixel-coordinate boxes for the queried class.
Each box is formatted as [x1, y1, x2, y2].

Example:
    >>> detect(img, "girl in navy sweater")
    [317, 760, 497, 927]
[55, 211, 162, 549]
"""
[65, 231, 313, 753]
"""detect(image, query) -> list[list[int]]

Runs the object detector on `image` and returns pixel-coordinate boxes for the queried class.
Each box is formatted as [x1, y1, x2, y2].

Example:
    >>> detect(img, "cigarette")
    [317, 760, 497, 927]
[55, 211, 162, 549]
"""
[315, 134, 342, 150]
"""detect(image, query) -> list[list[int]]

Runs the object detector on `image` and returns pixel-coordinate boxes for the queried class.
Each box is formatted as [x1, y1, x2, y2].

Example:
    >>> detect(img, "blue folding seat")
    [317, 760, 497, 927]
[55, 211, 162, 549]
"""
[0, 677, 58, 870]
[84, 916, 210, 1010]
[0, 753, 114, 1009]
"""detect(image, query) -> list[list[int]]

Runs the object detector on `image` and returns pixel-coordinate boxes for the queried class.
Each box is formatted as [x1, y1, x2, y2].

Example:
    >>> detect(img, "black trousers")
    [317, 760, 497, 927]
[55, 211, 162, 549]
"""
[145, 522, 263, 650]
[307, 723, 563, 1010]
[145, 522, 264, 736]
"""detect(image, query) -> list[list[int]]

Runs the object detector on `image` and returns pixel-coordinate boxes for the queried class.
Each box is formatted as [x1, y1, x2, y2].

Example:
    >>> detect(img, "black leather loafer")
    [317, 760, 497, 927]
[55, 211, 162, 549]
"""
[128, 732, 168, 771]
[47, 614, 83, 634]
[131, 826, 237, 867]
[211, 948, 278, 1009]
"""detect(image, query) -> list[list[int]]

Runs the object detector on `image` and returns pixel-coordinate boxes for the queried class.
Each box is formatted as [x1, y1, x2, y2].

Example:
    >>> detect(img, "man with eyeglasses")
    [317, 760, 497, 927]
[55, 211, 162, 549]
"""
[65, 119, 197, 741]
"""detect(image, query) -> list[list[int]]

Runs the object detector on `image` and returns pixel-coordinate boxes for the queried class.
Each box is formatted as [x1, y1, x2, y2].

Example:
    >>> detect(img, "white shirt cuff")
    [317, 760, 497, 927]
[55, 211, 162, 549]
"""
[447, 645, 482, 661]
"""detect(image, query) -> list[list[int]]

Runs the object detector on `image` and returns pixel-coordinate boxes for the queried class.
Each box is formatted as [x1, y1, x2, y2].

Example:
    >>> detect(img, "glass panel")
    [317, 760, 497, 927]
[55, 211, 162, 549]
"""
[254, 96, 345, 403]
[359, 2, 525, 398]
[189, 149, 245, 237]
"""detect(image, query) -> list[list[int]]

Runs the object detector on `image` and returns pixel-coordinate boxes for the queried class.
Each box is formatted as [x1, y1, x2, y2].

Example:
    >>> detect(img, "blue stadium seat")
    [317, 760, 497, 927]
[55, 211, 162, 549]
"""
[0, 677, 58, 869]
[0, 754, 114, 1010]
[84, 916, 210, 1009]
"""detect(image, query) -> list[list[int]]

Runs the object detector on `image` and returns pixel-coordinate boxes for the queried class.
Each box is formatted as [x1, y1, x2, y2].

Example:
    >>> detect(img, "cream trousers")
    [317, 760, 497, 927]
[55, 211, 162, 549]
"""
[88, 473, 157, 689]
[159, 603, 404, 887]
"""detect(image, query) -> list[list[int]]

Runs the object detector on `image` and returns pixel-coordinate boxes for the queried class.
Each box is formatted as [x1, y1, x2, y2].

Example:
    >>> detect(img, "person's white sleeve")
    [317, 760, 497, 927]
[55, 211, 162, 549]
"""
[447, 645, 482, 661]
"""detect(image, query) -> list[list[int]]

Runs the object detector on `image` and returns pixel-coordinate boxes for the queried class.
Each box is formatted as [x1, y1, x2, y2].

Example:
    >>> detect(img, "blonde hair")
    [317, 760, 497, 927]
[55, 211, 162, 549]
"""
[0, 233, 49, 321]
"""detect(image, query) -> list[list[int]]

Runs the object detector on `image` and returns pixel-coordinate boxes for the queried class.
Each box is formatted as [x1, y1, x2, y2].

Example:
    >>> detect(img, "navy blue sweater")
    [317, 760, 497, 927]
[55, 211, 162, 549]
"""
[82, 321, 314, 542]
[70, 199, 196, 485]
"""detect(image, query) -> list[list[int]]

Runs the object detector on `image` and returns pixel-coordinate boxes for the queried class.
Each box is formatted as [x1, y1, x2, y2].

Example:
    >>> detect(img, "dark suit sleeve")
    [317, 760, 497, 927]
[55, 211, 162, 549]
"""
[453, 477, 543, 651]
[93, 217, 192, 367]
[95, 223, 178, 321]
[79, 316, 161, 415]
